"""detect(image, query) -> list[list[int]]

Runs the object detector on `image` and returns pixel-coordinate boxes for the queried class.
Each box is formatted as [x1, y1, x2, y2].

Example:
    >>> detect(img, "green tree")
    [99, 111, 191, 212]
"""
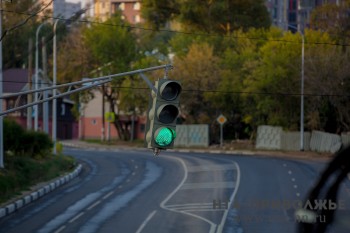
[141, 0, 271, 34]
[310, 0, 350, 48]
[171, 42, 221, 124]
[2, 0, 41, 68]
[82, 14, 137, 140]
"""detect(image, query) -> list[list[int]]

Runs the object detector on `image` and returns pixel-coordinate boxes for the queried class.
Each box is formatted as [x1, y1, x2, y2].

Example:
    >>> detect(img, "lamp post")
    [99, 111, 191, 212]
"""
[34, 22, 49, 131]
[0, 1, 4, 168]
[52, 19, 58, 154]
[287, 24, 305, 151]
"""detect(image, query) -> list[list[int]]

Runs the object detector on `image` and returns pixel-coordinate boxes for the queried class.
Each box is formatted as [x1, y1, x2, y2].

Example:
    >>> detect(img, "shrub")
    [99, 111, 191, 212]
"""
[4, 118, 53, 158]
[3, 118, 24, 153]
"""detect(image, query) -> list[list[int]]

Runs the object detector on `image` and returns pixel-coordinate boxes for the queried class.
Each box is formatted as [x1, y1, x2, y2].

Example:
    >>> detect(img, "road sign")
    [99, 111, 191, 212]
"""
[217, 114, 227, 125]
[104, 112, 115, 122]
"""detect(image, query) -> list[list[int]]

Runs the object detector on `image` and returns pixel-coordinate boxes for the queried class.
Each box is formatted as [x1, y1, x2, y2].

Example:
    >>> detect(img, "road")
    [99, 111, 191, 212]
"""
[0, 147, 349, 233]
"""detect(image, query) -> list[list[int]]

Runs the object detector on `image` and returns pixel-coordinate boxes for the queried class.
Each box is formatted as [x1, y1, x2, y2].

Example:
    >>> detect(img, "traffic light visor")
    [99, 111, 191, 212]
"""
[154, 127, 176, 147]
[160, 81, 182, 101]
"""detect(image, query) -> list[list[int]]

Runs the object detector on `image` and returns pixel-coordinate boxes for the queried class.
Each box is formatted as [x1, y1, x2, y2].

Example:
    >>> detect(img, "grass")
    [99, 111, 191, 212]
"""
[0, 154, 76, 204]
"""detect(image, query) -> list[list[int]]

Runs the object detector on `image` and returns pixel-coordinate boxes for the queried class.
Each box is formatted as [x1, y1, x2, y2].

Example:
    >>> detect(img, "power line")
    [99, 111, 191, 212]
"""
[2, 7, 350, 48]
[2, 79, 350, 98]
[0, 0, 54, 41]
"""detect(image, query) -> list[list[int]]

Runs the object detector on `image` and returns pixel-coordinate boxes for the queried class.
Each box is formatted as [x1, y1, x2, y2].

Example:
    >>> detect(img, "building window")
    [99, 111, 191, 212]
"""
[133, 2, 140, 10]
[91, 119, 97, 125]
[134, 14, 141, 23]
[119, 3, 125, 10]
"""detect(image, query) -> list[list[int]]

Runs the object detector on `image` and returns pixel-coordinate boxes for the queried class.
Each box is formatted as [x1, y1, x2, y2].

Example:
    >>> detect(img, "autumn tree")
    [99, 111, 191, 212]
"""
[141, 0, 271, 34]
[1, 0, 42, 68]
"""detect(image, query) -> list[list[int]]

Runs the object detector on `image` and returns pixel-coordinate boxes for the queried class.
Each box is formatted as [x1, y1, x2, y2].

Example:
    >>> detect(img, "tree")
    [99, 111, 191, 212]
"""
[171, 42, 221, 124]
[2, 0, 41, 68]
[310, 0, 350, 49]
[83, 14, 137, 140]
[303, 30, 350, 132]
[141, 0, 271, 34]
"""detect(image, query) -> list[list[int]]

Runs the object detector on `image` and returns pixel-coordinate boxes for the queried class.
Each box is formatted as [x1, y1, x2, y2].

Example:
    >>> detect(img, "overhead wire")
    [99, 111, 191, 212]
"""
[0, 0, 54, 41]
[1, 6, 350, 47]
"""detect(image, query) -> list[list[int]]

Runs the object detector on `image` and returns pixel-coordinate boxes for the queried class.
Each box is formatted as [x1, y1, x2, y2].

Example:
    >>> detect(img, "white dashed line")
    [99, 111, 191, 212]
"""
[69, 212, 85, 223]
[87, 200, 101, 210]
[54, 226, 66, 233]
[291, 178, 296, 182]
[103, 191, 114, 200]
[288, 170, 292, 175]
[296, 193, 300, 197]
[293, 185, 298, 189]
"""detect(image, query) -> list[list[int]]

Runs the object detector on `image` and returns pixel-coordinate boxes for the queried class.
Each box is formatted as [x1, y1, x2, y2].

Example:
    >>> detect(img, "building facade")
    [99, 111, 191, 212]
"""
[265, 0, 346, 32]
[93, 0, 142, 23]
[3, 69, 78, 140]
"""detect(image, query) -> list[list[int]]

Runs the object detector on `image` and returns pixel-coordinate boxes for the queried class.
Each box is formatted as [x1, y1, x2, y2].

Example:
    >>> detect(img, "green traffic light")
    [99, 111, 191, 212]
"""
[154, 127, 176, 147]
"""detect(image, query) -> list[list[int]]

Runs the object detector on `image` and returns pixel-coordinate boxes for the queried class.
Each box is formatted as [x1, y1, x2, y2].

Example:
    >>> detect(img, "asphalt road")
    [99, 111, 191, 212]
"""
[0, 147, 350, 233]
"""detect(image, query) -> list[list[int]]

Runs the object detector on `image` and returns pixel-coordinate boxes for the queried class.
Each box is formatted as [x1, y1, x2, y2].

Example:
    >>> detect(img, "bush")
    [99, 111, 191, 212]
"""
[4, 118, 53, 158]
[3, 118, 24, 153]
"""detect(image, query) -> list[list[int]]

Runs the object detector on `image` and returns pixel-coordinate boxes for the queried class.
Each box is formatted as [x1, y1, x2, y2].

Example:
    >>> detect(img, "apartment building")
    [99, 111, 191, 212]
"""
[93, 0, 142, 23]
[265, 0, 346, 32]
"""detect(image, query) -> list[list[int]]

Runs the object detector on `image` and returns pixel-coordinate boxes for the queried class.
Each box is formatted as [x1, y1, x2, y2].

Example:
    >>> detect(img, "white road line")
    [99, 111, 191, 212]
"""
[103, 191, 114, 200]
[135, 210, 157, 233]
[87, 200, 101, 210]
[288, 170, 292, 175]
[216, 161, 241, 233]
[54, 226, 66, 233]
[69, 212, 85, 223]
[294, 185, 298, 189]
[126, 179, 130, 183]
[283, 163, 287, 167]
[160, 157, 218, 233]
[292, 178, 296, 182]
[296, 193, 300, 197]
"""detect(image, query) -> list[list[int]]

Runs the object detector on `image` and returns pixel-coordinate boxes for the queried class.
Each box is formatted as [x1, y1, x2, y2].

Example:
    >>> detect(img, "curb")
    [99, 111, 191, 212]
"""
[0, 164, 83, 219]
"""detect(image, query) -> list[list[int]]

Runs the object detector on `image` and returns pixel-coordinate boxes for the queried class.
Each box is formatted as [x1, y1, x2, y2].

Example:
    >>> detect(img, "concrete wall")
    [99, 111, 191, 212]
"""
[174, 124, 209, 147]
[256, 125, 346, 153]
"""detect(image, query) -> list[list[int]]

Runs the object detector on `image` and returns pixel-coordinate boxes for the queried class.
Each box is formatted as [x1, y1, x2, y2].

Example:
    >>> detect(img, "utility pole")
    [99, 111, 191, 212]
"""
[27, 39, 33, 130]
[42, 36, 49, 134]
[0, 1, 4, 168]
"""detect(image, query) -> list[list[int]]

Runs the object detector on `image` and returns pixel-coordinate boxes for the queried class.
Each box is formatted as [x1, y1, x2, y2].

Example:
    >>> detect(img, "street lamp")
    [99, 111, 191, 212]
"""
[52, 19, 58, 154]
[287, 24, 305, 151]
[34, 22, 49, 131]
[0, 1, 4, 168]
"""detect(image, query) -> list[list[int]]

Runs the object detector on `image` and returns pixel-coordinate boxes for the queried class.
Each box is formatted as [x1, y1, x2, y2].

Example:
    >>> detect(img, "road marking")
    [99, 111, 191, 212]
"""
[216, 162, 241, 233]
[54, 226, 66, 233]
[181, 182, 236, 189]
[118, 185, 123, 189]
[132, 172, 136, 176]
[135, 165, 138, 169]
[87, 200, 101, 210]
[294, 185, 298, 189]
[296, 193, 300, 197]
[288, 170, 292, 175]
[103, 191, 114, 200]
[126, 179, 130, 183]
[292, 178, 296, 182]
[283, 163, 287, 167]
[69, 212, 85, 223]
[135, 210, 157, 233]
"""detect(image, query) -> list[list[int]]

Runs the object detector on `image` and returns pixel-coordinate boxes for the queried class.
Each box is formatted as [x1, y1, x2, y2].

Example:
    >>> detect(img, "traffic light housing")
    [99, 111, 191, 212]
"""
[145, 79, 182, 151]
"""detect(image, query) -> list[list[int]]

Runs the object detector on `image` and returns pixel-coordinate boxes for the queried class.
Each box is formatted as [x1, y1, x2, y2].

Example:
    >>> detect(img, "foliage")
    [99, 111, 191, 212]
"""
[141, 0, 271, 34]
[0, 155, 75, 204]
[172, 42, 221, 124]
[3, 118, 53, 158]
[310, 0, 350, 47]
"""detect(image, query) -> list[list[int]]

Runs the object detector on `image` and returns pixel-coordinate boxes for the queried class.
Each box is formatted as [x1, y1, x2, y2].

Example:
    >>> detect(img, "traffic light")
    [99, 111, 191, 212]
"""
[145, 79, 182, 153]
